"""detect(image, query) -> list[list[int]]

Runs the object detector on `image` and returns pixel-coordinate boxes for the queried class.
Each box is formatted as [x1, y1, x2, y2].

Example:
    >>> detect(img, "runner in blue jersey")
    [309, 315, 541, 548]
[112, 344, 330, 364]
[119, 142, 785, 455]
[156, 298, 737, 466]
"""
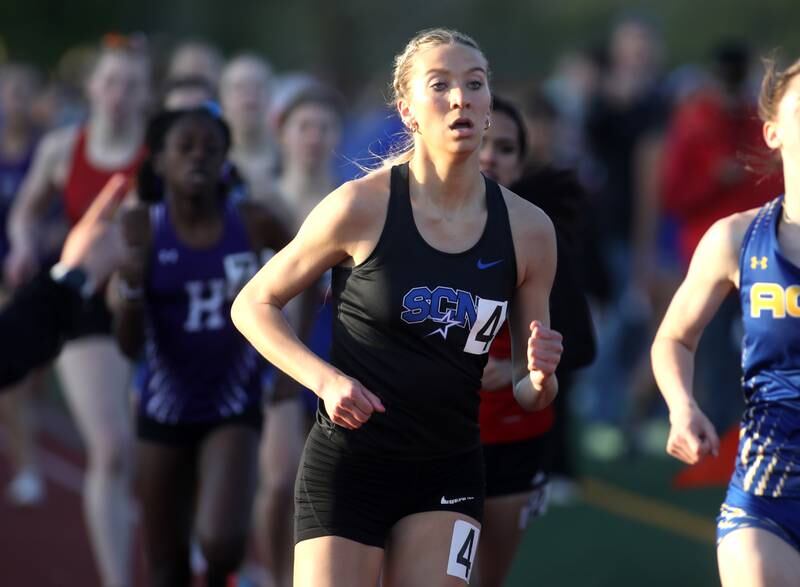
[652, 56, 800, 587]
[109, 103, 290, 587]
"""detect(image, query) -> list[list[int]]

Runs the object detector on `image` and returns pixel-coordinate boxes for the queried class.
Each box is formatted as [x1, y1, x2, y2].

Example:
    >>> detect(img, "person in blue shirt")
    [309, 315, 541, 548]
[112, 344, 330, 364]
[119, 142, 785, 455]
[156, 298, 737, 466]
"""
[652, 55, 800, 587]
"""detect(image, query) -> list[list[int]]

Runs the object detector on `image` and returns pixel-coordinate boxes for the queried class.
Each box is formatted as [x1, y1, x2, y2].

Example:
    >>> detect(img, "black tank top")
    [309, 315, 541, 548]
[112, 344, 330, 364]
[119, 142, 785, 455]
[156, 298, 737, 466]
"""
[324, 163, 518, 458]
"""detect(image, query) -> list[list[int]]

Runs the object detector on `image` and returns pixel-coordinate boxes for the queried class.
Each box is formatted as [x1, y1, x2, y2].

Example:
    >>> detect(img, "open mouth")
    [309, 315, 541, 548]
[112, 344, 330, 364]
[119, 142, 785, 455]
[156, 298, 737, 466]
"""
[449, 118, 474, 131]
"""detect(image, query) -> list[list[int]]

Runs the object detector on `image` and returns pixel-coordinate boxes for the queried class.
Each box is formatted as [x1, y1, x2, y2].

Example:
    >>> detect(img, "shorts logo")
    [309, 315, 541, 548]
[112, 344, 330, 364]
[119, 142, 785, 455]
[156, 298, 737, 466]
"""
[441, 496, 475, 505]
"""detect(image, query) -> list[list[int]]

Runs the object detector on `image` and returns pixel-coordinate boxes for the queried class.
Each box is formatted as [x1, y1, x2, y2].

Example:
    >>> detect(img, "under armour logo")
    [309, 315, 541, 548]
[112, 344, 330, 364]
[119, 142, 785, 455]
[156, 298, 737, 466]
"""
[158, 249, 179, 264]
[750, 256, 768, 270]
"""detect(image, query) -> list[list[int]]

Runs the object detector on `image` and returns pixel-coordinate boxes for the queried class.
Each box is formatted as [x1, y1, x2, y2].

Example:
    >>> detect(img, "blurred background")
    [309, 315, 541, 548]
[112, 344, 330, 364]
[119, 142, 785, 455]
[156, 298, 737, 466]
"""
[1, 1, 799, 585]
[2, 0, 800, 90]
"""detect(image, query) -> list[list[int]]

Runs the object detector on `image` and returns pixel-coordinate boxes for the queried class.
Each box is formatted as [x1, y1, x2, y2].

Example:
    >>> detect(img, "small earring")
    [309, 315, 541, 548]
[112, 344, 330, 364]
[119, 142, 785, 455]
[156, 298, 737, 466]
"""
[484, 118, 491, 131]
[409, 120, 419, 134]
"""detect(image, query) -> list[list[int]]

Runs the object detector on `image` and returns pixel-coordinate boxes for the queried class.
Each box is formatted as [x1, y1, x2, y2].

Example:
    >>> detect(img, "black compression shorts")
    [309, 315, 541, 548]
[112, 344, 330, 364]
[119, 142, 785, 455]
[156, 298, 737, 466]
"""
[483, 434, 550, 498]
[295, 420, 485, 548]
[136, 404, 263, 446]
[65, 292, 113, 339]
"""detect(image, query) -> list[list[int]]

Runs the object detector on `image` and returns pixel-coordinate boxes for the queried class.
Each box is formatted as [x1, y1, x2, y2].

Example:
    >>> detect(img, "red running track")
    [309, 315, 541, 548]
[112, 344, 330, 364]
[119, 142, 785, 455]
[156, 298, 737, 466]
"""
[0, 424, 148, 586]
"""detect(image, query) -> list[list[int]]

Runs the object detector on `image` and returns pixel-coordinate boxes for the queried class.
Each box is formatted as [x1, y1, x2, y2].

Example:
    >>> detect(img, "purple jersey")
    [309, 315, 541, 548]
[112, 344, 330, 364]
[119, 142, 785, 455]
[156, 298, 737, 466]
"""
[0, 143, 36, 263]
[138, 200, 262, 424]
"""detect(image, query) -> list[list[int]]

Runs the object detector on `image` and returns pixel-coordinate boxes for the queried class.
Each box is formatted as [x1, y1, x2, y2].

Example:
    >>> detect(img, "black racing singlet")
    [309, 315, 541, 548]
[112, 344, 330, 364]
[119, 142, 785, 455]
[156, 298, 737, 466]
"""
[325, 163, 518, 458]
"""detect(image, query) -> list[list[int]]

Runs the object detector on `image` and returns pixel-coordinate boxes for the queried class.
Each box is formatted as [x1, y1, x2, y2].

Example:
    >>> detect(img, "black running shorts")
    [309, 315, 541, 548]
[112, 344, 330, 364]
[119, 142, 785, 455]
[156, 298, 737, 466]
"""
[295, 420, 485, 548]
[136, 404, 263, 446]
[482, 435, 550, 498]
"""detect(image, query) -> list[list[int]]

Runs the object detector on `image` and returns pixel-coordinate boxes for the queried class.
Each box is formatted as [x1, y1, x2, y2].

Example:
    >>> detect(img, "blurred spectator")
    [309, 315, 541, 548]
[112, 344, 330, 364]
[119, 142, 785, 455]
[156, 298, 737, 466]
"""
[337, 73, 406, 181]
[32, 44, 96, 129]
[4, 37, 150, 587]
[579, 14, 671, 455]
[167, 39, 224, 90]
[0, 62, 47, 506]
[585, 14, 668, 260]
[521, 89, 558, 168]
[251, 80, 345, 587]
[275, 82, 344, 225]
[161, 74, 217, 110]
[221, 54, 279, 203]
[543, 49, 602, 167]
[662, 40, 783, 265]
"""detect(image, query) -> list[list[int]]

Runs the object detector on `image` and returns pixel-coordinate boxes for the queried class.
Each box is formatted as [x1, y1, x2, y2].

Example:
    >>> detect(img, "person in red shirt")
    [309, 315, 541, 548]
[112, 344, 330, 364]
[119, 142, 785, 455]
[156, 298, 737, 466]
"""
[662, 41, 784, 266]
[477, 94, 595, 587]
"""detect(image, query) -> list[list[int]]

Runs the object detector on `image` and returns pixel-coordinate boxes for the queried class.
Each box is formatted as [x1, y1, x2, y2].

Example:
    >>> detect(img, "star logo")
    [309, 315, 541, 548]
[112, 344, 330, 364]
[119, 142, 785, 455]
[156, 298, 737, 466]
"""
[426, 308, 462, 340]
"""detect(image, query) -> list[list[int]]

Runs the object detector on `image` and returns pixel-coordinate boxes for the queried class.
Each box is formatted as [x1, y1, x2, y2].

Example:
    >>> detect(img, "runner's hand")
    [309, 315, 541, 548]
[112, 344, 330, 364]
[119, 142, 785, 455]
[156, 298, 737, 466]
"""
[60, 173, 129, 289]
[320, 374, 385, 430]
[527, 320, 562, 390]
[666, 403, 720, 465]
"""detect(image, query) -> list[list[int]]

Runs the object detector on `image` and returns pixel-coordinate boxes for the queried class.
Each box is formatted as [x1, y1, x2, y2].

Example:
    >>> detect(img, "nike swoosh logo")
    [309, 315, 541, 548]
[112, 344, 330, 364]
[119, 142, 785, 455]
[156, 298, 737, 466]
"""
[441, 496, 475, 505]
[477, 259, 503, 270]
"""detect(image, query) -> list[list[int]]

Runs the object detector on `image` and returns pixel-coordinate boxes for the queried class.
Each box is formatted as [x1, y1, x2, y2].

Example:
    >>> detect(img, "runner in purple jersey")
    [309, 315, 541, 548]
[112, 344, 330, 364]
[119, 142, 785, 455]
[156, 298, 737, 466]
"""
[109, 103, 291, 587]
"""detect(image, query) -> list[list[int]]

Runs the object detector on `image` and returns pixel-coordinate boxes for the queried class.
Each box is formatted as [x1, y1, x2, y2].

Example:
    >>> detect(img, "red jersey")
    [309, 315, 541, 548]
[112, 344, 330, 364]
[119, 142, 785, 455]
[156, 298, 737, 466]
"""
[478, 324, 554, 445]
[63, 127, 146, 225]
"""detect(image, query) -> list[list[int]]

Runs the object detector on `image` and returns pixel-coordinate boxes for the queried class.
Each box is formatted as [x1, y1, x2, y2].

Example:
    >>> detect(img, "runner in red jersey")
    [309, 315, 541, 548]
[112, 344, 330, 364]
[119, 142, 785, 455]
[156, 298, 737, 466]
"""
[476, 94, 595, 587]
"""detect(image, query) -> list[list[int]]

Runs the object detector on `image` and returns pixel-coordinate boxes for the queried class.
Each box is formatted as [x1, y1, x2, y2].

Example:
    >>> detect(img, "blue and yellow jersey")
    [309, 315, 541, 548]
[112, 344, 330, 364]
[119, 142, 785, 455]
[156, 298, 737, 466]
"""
[735, 196, 800, 497]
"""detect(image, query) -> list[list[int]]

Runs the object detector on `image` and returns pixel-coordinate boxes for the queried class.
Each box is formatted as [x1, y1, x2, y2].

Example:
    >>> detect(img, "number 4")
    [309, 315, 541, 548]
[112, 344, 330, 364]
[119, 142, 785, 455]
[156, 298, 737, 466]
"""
[464, 298, 507, 355]
[447, 520, 480, 582]
[474, 306, 502, 352]
[456, 528, 476, 575]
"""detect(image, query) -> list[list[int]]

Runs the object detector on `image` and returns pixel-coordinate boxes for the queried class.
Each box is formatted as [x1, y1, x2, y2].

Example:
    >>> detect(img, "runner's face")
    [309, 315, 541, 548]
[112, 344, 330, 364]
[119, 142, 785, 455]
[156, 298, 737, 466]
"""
[161, 114, 226, 200]
[280, 102, 341, 172]
[402, 43, 491, 157]
[221, 61, 270, 131]
[89, 53, 149, 126]
[479, 111, 522, 187]
[0, 70, 36, 122]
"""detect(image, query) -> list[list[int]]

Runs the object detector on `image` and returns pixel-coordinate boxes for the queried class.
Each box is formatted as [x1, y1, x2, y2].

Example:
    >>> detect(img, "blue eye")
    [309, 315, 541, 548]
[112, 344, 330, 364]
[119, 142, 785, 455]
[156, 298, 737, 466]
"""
[431, 82, 447, 92]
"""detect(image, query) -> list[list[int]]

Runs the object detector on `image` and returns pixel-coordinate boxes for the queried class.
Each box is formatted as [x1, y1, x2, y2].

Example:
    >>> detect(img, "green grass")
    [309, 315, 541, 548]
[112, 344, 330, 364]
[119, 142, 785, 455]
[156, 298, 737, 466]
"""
[506, 452, 726, 587]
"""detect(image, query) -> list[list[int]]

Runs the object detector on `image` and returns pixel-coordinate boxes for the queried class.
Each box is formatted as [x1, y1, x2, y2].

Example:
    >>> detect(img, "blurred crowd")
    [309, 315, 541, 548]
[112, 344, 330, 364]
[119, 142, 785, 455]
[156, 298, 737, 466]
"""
[0, 13, 786, 585]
